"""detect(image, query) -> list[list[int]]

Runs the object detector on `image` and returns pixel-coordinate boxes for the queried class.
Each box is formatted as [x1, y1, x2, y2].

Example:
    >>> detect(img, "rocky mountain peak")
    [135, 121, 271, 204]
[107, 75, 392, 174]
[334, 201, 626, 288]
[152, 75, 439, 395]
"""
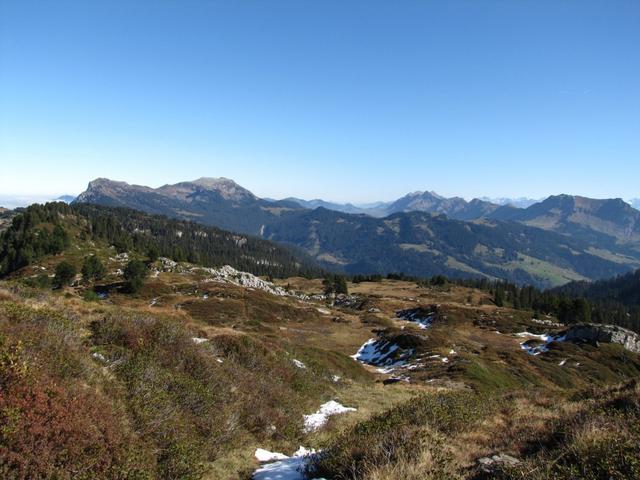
[186, 177, 256, 202]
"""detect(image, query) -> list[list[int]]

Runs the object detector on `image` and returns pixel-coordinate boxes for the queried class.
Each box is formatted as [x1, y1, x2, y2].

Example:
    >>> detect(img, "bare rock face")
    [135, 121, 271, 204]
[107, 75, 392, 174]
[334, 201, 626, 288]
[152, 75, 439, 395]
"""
[563, 323, 640, 354]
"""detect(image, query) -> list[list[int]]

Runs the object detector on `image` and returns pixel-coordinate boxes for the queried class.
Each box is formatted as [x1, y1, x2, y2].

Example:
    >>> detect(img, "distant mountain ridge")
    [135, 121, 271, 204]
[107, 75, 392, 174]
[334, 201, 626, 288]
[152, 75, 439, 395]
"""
[489, 194, 640, 245]
[265, 206, 640, 287]
[282, 191, 640, 247]
[279, 197, 371, 215]
[75, 177, 306, 234]
[74, 177, 640, 287]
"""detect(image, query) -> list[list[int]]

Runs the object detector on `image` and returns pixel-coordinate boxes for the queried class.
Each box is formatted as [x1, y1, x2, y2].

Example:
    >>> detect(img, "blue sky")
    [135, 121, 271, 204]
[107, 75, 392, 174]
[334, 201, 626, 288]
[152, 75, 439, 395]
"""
[1, 1, 638, 203]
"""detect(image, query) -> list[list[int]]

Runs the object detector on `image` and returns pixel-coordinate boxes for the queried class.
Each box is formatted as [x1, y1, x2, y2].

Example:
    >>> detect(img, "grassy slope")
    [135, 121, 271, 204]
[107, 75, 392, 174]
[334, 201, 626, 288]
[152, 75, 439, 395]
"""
[1, 259, 639, 479]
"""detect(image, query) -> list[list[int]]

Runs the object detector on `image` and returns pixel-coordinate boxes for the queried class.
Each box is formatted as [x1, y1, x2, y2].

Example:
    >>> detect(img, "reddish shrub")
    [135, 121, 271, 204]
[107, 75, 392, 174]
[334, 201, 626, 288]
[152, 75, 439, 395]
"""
[0, 374, 152, 479]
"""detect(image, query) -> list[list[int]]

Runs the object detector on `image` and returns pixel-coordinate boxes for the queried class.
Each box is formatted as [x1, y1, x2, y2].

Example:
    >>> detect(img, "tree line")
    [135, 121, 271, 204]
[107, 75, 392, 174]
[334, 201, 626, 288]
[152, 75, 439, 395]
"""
[447, 275, 640, 334]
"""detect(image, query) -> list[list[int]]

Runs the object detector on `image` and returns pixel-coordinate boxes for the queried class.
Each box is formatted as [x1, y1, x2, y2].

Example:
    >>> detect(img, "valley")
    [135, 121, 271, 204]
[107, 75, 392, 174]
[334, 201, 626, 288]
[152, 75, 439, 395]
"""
[71, 178, 640, 289]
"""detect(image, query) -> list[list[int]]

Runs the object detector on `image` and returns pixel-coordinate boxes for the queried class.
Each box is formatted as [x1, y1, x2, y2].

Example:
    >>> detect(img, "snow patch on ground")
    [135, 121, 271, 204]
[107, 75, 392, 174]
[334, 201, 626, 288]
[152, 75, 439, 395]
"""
[303, 400, 356, 433]
[516, 331, 566, 356]
[396, 308, 436, 329]
[255, 448, 288, 462]
[252, 446, 321, 480]
[351, 338, 415, 372]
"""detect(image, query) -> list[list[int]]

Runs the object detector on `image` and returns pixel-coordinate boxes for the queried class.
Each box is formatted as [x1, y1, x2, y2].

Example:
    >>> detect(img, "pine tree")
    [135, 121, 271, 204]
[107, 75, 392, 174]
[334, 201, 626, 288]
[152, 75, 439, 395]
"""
[124, 260, 148, 294]
[54, 261, 76, 288]
[81, 255, 106, 282]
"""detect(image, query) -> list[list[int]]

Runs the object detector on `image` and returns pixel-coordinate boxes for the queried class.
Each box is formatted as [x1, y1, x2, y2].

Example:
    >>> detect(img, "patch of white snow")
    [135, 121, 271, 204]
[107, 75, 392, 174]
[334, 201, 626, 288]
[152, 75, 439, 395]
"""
[303, 400, 356, 433]
[255, 449, 288, 462]
[252, 446, 321, 480]
[517, 332, 566, 356]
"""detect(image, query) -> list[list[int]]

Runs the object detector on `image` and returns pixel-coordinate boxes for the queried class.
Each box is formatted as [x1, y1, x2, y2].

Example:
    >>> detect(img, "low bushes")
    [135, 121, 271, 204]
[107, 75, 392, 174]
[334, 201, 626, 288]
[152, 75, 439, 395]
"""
[0, 301, 153, 480]
[312, 390, 493, 479]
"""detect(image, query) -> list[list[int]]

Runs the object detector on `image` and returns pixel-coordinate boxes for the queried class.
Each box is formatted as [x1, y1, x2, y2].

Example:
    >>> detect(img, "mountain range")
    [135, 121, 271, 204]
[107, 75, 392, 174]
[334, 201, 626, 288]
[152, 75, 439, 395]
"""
[281, 192, 511, 218]
[74, 177, 640, 288]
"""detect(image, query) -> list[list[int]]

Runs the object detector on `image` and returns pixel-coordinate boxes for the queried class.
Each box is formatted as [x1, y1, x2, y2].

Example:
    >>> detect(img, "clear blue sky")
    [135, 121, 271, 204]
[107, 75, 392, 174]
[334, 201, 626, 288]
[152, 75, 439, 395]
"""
[1, 0, 639, 203]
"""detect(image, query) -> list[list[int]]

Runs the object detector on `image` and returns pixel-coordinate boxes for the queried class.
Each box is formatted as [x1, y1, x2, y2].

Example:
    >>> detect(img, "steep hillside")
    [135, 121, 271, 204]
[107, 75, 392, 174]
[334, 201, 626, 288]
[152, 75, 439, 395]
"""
[264, 208, 633, 288]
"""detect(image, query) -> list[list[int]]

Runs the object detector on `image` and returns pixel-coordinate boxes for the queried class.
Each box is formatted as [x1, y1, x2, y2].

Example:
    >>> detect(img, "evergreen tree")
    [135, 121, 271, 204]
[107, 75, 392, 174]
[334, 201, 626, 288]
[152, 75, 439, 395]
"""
[81, 255, 106, 282]
[334, 275, 348, 295]
[147, 245, 159, 263]
[54, 261, 76, 288]
[323, 274, 349, 295]
[123, 259, 148, 293]
[494, 285, 505, 307]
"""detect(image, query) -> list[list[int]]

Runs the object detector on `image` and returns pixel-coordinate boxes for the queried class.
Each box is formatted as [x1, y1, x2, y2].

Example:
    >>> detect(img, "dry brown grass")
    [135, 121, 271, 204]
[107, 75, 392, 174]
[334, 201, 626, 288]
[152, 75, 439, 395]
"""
[2, 270, 639, 480]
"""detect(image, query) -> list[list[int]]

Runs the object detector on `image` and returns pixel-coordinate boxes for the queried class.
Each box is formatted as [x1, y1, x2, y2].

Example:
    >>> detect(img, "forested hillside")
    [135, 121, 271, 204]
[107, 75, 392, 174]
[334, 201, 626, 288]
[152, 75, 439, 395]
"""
[264, 208, 633, 288]
[0, 202, 321, 279]
[555, 269, 640, 306]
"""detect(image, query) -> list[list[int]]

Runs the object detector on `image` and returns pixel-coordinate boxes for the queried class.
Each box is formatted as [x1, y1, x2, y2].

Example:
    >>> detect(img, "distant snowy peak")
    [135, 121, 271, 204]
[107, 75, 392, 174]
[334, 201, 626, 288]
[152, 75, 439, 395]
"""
[480, 197, 541, 208]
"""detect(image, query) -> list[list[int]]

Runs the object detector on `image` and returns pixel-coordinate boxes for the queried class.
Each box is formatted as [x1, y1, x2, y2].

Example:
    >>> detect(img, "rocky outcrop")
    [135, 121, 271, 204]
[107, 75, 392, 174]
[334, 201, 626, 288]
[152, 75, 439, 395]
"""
[477, 453, 521, 474]
[563, 323, 640, 354]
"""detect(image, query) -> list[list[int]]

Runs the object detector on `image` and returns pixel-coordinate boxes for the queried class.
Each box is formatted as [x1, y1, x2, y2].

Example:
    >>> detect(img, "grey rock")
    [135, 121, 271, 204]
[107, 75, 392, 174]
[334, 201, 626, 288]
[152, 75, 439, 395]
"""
[477, 453, 521, 473]
[563, 323, 640, 354]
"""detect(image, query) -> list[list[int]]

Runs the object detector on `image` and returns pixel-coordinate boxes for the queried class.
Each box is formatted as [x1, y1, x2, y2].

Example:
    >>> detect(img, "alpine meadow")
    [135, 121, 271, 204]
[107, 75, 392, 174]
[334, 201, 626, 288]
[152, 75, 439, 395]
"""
[1, 2, 639, 480]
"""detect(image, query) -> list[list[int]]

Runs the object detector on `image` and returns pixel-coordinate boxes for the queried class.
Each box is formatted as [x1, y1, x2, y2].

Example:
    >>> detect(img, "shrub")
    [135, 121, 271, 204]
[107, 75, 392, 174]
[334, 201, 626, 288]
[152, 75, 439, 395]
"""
[82, 289, 100, 302]
[0, 303, 153, 479]
[312, 391, 492, 479]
